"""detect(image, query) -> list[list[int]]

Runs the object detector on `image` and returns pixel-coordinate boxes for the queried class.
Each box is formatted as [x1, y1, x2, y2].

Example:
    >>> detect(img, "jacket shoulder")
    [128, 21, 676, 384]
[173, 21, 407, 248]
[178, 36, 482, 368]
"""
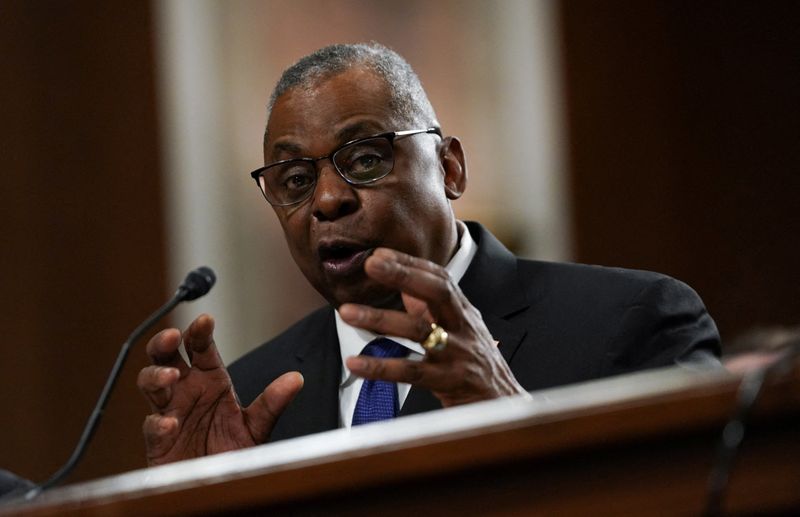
[512, 259, 720, 375]
[518, 259, 682, 300]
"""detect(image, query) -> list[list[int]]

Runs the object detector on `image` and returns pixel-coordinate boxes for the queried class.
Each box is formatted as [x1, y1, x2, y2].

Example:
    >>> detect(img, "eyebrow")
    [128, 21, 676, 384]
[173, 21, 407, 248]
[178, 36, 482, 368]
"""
[272, 141, 303, 157]
[268, 120, 387, 162]
[334, 121, 385, 144]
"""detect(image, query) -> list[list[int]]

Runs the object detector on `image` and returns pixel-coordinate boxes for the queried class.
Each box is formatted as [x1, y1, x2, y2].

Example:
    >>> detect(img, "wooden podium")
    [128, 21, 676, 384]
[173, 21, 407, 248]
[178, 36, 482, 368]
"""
[3, 365, 799, 516]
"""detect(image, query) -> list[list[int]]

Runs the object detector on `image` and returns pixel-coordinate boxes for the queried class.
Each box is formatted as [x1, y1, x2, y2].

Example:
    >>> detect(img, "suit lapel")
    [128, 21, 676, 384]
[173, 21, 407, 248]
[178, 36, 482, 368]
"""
[273, 308, 341, 439]
[460, 222, 530, 361]
[483, 313, 528, 363]
[400, 223, 531, 417]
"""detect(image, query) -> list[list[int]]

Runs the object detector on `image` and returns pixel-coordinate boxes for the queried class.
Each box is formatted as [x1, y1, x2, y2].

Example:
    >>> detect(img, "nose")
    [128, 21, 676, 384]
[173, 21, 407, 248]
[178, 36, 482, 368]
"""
[311, 161, 359, 221]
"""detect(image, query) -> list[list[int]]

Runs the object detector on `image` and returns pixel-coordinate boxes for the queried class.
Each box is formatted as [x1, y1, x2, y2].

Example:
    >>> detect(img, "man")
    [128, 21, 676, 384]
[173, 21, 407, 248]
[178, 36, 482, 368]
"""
[138, 43, 719, 465]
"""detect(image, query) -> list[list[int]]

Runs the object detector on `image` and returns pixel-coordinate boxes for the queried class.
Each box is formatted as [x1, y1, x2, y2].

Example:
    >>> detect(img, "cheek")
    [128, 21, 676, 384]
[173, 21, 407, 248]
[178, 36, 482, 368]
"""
[404, 148, 445, 200]
[390, 146, 439, 190]
[399, 169, 448, 218]
[365, 179, 446, 250]
[274, 207, 312, 260]
[271, 208, 293, 245]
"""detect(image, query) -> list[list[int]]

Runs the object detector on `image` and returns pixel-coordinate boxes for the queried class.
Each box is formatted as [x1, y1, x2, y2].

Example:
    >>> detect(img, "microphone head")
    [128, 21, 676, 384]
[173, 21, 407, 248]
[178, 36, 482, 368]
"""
[178, 266, 216, 301]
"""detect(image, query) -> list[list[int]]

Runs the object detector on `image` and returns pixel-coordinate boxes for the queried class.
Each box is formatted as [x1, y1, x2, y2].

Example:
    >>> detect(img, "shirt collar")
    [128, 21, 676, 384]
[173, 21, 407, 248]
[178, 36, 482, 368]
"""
[336, 220, 477, 387]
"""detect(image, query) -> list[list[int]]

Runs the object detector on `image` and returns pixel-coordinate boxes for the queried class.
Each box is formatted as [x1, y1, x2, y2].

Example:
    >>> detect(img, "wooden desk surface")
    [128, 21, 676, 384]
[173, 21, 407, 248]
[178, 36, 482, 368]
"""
[3, 364, 799, 516]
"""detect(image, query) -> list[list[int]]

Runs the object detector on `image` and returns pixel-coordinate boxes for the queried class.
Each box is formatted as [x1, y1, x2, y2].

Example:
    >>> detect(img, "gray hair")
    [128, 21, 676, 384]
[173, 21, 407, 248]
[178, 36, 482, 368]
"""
[265, 42, 438, 141]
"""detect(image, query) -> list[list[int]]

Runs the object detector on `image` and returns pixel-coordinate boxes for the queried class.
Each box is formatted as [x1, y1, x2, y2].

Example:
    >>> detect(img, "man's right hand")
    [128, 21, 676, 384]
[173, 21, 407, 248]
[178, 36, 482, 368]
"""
[137, 314, 303, 466]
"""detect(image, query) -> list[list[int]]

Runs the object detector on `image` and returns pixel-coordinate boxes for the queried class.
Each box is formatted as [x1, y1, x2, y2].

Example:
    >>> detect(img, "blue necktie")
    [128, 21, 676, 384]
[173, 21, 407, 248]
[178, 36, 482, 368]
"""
[351, 338, 409, 426]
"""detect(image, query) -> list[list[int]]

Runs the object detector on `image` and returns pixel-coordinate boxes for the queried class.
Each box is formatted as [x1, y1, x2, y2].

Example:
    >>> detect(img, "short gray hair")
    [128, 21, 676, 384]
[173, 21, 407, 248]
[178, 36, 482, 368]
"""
[265, 42, 438, 140]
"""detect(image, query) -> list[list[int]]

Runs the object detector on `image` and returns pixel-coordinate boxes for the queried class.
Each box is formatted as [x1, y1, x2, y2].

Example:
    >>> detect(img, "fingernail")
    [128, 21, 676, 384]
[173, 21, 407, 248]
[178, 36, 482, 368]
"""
[373, 257, 391, 273]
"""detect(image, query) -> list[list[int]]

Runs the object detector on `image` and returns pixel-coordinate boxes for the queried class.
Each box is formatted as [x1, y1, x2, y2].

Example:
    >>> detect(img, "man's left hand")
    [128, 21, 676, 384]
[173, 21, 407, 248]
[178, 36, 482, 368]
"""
[339, 248, 528, 407]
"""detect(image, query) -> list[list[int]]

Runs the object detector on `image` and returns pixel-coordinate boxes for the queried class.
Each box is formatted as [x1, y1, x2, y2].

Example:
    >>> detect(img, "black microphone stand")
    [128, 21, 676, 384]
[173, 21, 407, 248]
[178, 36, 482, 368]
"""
[22, 267, 215, 500]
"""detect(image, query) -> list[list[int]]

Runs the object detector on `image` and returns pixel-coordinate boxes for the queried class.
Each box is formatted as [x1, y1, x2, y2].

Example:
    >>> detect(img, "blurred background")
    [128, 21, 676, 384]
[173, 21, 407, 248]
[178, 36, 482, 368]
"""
[1, 0, 797, 485]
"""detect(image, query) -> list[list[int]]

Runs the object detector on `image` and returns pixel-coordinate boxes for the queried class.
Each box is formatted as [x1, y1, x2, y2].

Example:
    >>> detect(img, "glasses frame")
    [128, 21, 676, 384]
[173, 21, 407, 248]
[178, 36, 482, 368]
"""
[250, 127, 442, 206]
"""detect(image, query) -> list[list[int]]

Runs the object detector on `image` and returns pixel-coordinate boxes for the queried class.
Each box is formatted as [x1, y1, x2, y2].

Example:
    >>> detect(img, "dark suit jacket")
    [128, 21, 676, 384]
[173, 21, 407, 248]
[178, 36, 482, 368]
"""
[229, 222, 720, 442]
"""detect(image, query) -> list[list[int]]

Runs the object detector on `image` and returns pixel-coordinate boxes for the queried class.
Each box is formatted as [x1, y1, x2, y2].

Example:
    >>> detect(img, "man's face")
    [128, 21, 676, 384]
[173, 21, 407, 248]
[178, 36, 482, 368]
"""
[264, 67, 457, 308]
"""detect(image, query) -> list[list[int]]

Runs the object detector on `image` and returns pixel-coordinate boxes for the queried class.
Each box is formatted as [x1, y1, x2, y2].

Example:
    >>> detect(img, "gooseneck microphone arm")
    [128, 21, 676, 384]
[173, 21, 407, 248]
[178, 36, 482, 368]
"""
[24, 267, 216, 500]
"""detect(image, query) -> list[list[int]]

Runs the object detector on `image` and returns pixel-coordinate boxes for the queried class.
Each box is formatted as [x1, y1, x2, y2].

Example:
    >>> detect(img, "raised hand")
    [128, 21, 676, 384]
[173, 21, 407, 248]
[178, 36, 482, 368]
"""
[137, 314, 303, 466]
[339, 248, 528, 407]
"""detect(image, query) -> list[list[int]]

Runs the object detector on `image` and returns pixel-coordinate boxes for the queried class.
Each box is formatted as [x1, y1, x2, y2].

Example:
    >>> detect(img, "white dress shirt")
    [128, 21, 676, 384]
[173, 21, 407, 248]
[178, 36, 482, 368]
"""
[336, 220, 477, 427]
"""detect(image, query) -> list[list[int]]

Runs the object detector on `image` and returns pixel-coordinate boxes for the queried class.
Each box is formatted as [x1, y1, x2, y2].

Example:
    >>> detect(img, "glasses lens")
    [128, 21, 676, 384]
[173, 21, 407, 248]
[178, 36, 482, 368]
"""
[333, 138, 394, 183]
[261, 160, 316, 205]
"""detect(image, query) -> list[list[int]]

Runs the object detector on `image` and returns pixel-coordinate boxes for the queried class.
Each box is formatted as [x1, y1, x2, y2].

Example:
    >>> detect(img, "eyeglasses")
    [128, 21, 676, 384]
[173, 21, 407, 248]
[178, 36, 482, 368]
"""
[250, 127, 442, 206]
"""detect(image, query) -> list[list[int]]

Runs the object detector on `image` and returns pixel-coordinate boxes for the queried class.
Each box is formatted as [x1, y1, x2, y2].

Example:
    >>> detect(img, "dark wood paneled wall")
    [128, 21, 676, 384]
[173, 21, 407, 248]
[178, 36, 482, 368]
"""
[0, 2, 165, 483]
[559, 1, 800, 342]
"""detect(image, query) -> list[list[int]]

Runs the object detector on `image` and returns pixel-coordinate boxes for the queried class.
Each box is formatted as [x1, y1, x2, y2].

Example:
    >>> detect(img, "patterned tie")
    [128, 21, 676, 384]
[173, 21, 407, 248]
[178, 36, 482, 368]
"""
[351, 338, 409, 426]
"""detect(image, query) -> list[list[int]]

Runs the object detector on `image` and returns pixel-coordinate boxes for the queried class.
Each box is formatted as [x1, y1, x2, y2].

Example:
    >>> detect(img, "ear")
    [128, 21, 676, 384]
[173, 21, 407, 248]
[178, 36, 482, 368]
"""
[439, 136, 467, 200]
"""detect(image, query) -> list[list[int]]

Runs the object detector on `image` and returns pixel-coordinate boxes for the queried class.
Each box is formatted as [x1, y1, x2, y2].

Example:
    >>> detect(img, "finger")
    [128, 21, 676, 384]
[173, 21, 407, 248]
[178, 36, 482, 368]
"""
[244, 372, 304, 443]
[370, 248, 450, 280]
[339, 303, 432, 342]
[364, 248, 465, 326]
[401, 292, 433, 320]
[142, 413, 179, 465]
[137, 366, 180, 411]
[146, 328, 190, 375]
[182, 314, 224, 371]
[346, 356, 446, 390]
[366, 247, 452, 285]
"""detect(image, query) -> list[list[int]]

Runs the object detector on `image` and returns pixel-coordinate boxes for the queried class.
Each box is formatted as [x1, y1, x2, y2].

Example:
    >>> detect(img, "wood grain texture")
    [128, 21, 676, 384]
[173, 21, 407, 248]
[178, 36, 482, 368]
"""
[4, 365, 798, 516]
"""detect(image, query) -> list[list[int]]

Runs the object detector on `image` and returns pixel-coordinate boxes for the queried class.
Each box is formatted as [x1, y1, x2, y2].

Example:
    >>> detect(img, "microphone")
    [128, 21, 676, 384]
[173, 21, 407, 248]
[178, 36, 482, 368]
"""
[177, 266, 216, 301]
[23, 267, 217, 500]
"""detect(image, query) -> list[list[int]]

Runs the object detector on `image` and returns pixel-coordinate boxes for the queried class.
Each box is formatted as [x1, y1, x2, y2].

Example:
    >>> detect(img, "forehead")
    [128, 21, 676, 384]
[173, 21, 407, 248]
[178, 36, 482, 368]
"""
[265, 68, 401, 157]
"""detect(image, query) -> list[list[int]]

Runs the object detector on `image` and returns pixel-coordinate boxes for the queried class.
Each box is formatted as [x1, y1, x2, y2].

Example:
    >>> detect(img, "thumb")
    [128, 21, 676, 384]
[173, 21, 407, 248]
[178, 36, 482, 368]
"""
[243, 371, 304, 443]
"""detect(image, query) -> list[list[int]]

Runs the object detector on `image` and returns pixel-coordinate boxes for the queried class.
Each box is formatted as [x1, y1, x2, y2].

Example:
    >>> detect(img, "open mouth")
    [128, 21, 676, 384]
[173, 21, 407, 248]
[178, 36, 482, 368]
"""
[318, 243, 373, 276]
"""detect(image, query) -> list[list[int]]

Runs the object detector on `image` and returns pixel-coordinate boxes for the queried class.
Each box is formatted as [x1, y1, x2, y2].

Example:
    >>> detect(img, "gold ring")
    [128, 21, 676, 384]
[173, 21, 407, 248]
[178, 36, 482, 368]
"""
[422, 323, 448, 352]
